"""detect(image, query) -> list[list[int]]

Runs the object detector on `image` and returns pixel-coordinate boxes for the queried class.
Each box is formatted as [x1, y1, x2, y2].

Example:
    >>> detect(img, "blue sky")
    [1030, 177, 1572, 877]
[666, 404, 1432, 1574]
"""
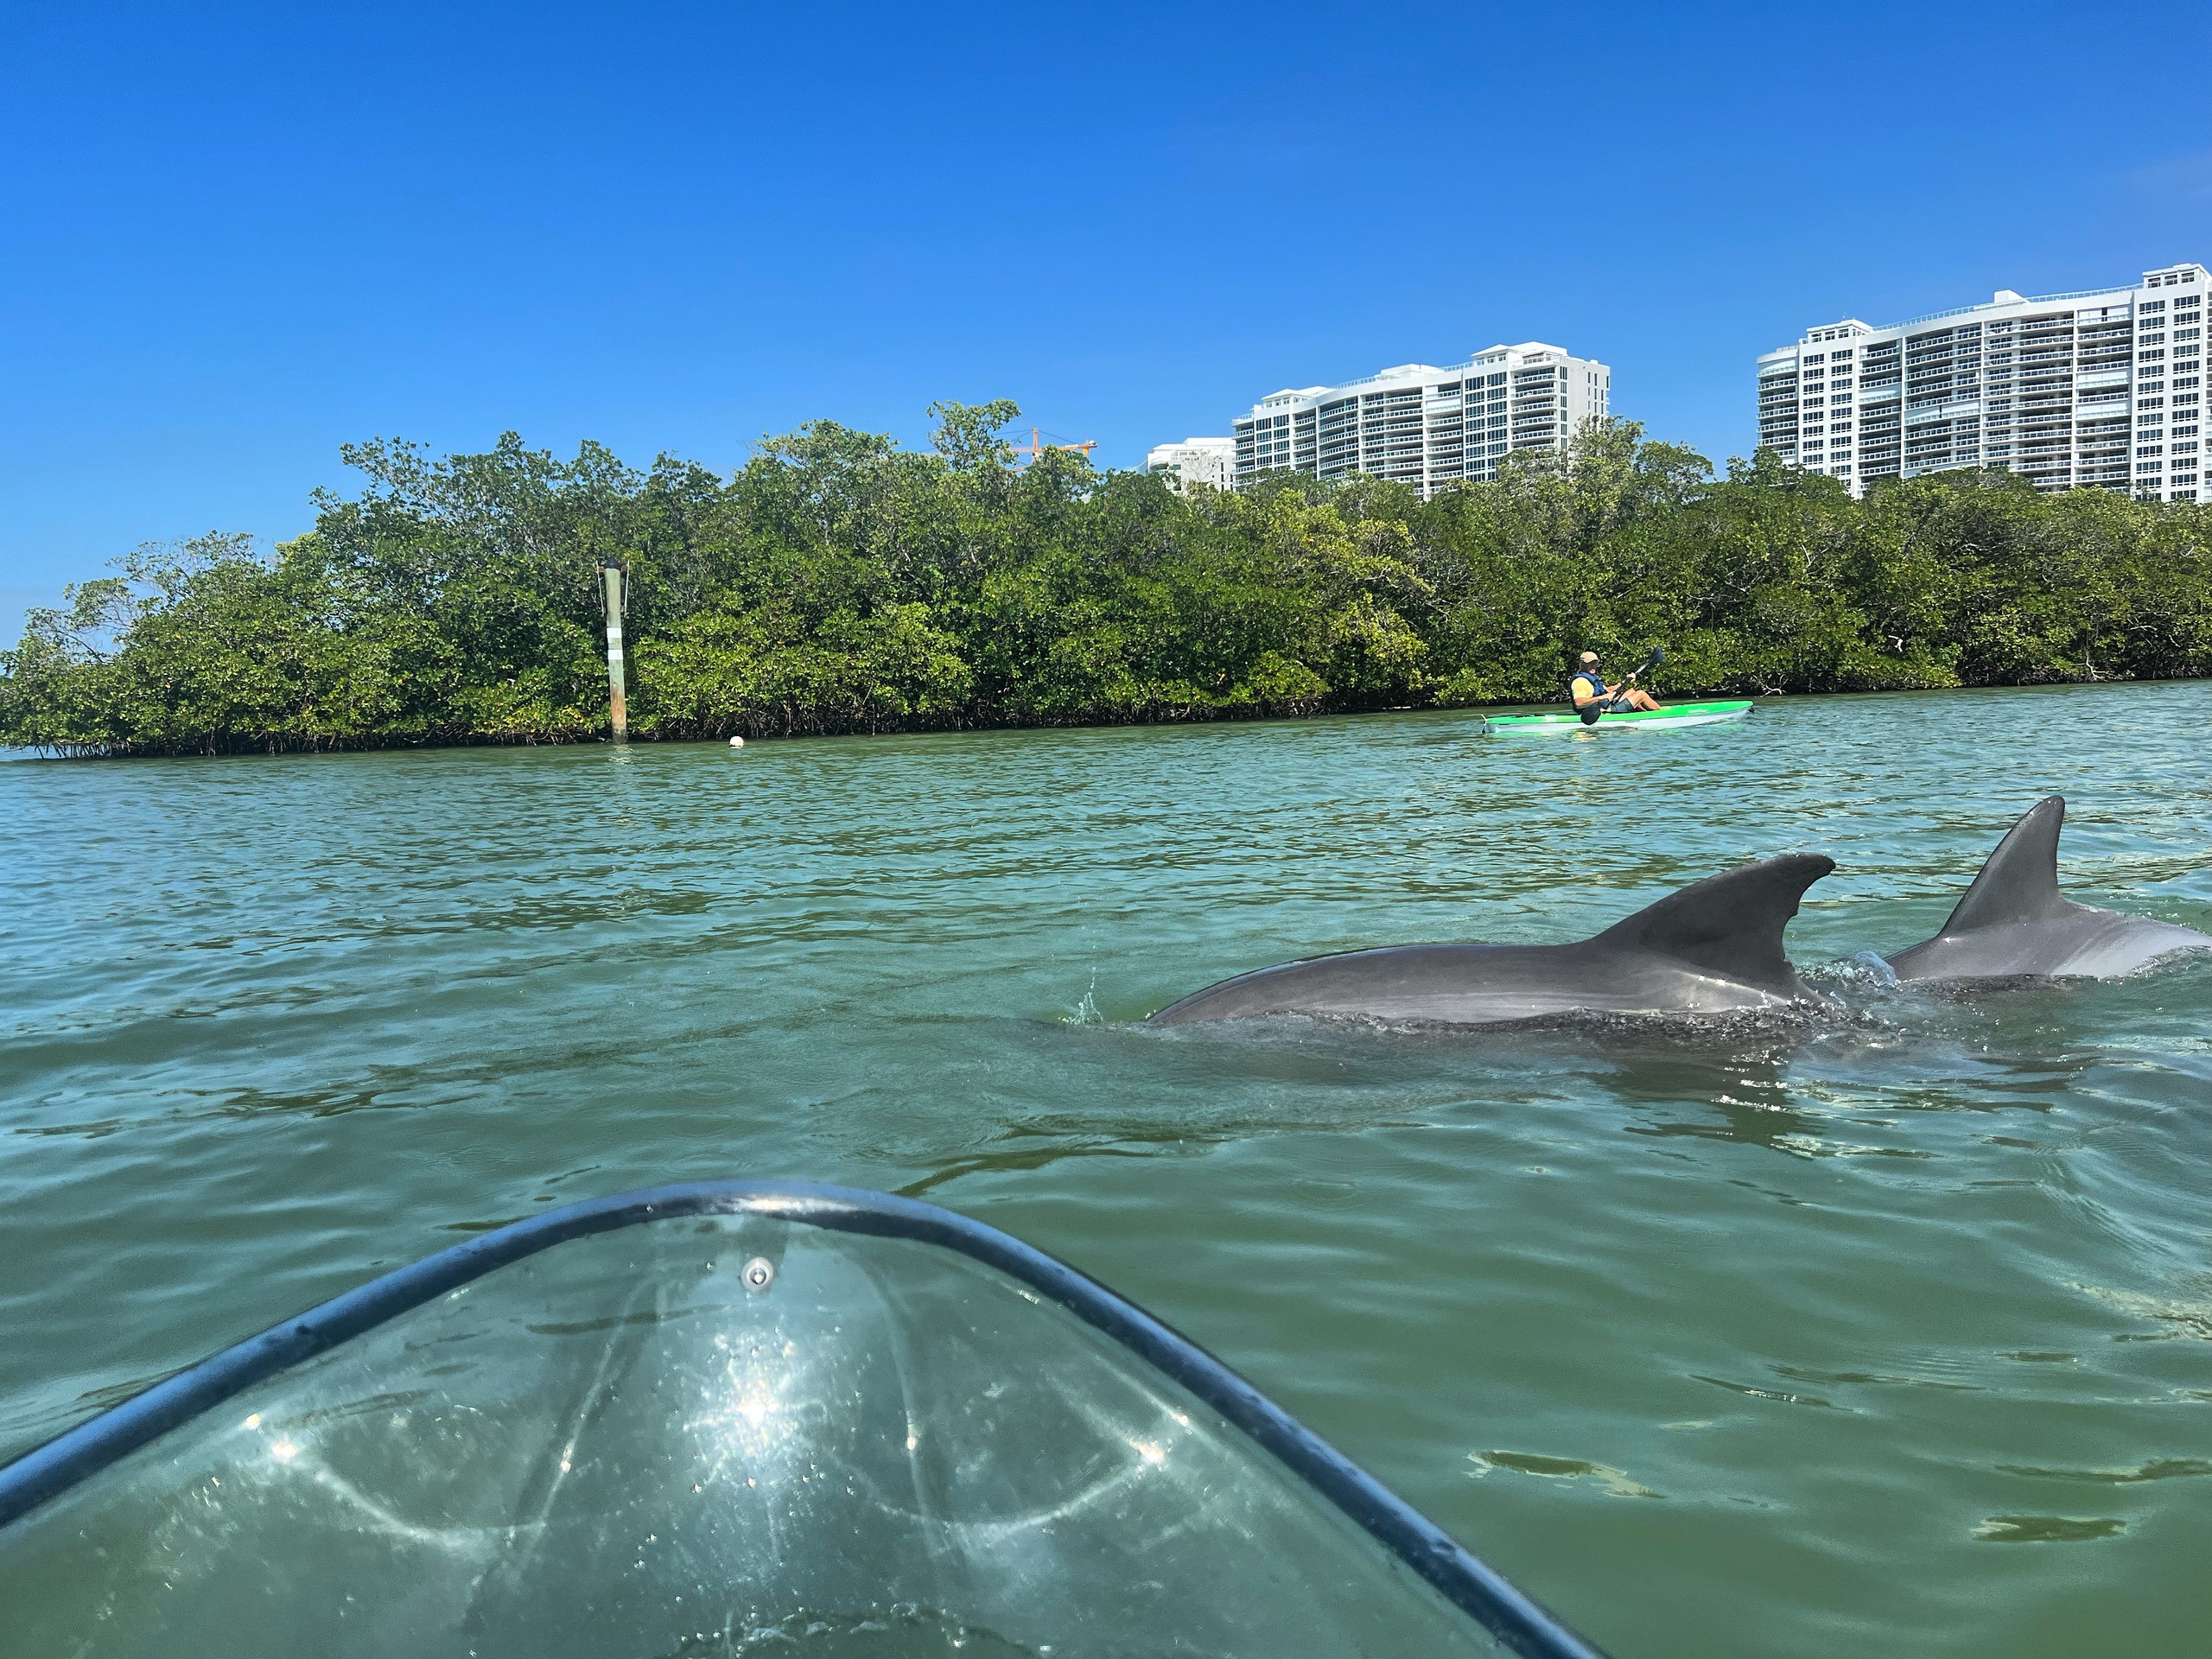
[4, 1, 2209, 632]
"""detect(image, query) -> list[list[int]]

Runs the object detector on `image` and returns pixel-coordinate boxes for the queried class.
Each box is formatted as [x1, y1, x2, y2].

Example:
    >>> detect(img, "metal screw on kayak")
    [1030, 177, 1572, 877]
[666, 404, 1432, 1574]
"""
[741, 1257, 775, 1292]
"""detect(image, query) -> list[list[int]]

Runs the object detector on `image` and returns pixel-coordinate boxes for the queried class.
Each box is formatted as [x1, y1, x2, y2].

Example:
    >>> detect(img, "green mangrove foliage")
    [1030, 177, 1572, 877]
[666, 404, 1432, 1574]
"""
[6, 406, 2210, 754]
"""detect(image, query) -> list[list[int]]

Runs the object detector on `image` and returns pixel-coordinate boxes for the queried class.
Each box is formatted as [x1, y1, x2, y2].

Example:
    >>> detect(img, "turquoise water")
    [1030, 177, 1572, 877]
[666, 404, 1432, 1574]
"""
[3, 682, 2209, 1656]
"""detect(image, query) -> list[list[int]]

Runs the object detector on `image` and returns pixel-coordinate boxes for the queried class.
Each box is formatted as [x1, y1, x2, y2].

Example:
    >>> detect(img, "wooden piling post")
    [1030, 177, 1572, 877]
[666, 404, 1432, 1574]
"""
[599, 561, 628, 741]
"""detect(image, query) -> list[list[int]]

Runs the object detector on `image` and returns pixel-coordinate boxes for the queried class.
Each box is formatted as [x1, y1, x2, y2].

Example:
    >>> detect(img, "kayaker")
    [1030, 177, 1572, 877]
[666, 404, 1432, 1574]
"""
[1570, 651, 1661, 715]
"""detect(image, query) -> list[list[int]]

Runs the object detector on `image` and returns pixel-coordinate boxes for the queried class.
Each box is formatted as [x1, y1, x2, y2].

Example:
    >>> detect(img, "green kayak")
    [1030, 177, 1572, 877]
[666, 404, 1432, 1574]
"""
[1483, 699, 1753, 734]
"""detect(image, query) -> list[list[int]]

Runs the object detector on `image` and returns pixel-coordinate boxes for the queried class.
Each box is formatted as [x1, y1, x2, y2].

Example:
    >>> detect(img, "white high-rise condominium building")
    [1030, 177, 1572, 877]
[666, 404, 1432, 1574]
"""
[1758, 263, 2208, 501]
[1145, 436, 1236, 493]
[1231, 342, 1611, 498]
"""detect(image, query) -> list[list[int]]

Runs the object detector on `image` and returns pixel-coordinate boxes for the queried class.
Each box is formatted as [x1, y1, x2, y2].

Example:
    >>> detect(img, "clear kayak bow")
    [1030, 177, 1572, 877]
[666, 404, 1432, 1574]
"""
[0, 1182, 1605, 1659]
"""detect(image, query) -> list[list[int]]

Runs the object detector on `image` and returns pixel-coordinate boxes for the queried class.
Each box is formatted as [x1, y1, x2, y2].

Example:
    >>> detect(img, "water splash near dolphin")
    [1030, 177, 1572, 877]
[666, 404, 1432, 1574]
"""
[1148, 855, 1836, 1027]
[1885, 796, 2210, 982]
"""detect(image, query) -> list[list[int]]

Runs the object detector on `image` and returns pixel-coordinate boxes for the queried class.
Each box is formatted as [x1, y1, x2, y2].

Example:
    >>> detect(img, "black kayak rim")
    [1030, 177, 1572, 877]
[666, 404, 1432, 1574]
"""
[0, 1180, 1608, 1659]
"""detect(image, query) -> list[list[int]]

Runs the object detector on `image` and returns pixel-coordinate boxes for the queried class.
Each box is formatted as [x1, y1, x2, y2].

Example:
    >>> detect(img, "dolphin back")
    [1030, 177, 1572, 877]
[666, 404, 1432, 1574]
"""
[1147, 853, 1836, 1025]
[1937, 795, 2079, 932]
[1588, 854, 1836, 996]
[1888, 795, 2212, 980]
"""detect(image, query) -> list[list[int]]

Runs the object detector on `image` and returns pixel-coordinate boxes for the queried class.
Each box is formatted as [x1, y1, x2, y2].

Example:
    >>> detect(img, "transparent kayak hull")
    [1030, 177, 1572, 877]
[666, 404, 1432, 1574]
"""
[1483, 700, 1753, 733]
[0, 1183, 1602, 1659]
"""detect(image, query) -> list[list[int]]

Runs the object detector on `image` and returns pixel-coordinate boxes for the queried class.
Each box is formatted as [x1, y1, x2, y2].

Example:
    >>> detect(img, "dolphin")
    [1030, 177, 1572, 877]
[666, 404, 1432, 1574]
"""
[1885, 796, 2210, 982]
[1148, 855, 1835, 1027]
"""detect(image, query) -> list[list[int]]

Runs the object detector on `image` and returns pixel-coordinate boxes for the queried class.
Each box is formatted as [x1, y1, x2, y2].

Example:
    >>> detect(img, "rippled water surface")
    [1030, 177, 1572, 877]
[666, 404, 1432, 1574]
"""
[3, 683, 2209, 1656]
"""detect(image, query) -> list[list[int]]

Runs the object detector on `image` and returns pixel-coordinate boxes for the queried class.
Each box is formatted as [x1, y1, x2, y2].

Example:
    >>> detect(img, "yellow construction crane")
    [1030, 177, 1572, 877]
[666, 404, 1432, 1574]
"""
[1013, 427, 1097, 468]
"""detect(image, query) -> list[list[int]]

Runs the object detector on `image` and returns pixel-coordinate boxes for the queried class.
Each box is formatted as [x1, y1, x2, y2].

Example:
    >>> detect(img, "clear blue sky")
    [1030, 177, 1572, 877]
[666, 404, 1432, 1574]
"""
[4, 0, 2208, 632]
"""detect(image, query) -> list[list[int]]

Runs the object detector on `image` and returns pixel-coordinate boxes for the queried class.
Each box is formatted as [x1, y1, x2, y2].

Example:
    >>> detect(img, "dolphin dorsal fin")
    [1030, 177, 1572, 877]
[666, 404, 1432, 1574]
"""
[1940, 796, 2079, 933]
[1590, 854, 1834, 993]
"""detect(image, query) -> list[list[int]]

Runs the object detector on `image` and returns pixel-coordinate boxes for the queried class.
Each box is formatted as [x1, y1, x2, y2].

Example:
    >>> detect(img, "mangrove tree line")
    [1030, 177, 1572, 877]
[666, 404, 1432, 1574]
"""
[5, 404, 2210, 755]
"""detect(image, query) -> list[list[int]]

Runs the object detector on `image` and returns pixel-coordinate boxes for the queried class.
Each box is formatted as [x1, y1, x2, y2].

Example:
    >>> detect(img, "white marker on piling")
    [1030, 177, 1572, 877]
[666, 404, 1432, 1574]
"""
[598, 561, 628, 742]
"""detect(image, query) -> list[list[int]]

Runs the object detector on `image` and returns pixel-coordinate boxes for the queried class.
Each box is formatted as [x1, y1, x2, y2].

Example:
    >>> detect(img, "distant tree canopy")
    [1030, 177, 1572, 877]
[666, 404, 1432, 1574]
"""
[6, 407, 2210, 756]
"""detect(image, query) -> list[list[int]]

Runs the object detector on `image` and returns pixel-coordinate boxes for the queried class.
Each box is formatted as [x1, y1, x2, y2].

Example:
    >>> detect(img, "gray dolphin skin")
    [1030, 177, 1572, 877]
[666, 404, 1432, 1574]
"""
[1148, 854, 1836, 1027]
[1885, 796, 2210, 982]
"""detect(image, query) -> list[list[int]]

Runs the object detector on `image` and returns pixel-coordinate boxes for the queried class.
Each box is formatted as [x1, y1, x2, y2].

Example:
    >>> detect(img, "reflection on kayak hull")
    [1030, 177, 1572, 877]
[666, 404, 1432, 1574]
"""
[0, 1183, 1605, 1659]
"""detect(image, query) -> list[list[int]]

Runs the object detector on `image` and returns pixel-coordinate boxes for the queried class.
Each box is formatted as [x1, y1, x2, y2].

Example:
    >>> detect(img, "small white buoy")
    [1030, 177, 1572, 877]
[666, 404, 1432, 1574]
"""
[728, 735, 746, 748]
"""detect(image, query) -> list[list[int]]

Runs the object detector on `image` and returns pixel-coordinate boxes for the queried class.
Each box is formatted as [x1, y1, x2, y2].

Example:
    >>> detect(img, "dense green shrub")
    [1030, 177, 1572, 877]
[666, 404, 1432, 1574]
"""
[6, 405, 2209, 755]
